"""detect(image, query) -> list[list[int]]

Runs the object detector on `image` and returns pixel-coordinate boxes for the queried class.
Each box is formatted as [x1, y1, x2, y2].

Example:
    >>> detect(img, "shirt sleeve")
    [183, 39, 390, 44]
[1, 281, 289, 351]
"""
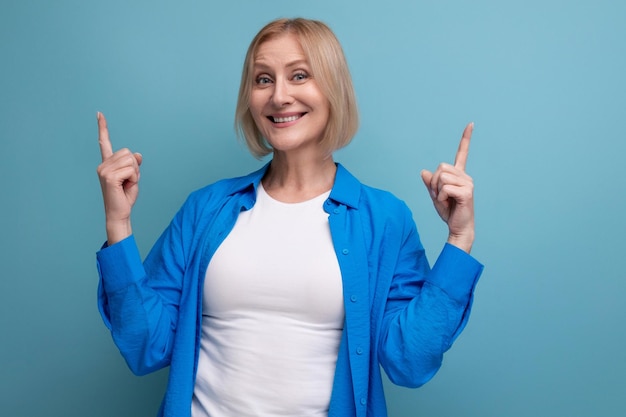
[378, 209, 483, 388]
[96, 207, 187, 376]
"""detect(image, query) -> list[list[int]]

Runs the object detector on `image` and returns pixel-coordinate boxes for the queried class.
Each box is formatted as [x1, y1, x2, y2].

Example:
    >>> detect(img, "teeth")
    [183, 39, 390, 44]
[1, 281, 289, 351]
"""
[273, 115, 300, 123]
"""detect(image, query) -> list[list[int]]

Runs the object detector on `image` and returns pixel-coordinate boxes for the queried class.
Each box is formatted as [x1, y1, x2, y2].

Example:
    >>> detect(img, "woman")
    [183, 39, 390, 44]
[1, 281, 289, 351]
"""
[96, 18, 483, 417]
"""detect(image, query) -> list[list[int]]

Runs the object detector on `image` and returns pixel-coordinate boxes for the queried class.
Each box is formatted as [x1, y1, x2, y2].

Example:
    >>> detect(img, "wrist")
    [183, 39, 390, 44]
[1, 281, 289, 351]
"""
[447, 231, 474, 254]
[105, 219, 132, 245]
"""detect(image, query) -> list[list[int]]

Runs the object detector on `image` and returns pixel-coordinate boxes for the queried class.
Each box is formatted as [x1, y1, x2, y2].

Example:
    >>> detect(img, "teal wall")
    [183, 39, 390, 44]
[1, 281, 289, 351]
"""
[1, 0, 625, 415]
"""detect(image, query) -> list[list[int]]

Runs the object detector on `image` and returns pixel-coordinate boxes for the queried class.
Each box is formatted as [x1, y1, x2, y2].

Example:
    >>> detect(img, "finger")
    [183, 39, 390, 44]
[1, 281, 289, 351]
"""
[97, 163, 138, 193]
[454, 122, 474, 171]
[430, 163, 453, 193]
[438, 171, 472, 189]
[420, 169, 436, 199]
[97, 149, 140, 180]
[97, 112, 114, 162]
[437, 183, 472, 204]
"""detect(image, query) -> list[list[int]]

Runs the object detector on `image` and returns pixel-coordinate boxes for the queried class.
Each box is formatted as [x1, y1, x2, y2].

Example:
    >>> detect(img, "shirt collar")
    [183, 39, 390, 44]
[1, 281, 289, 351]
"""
[222, 163, 267, 209]
[226, 161, 361, 209]
[329, 163, 361, 209]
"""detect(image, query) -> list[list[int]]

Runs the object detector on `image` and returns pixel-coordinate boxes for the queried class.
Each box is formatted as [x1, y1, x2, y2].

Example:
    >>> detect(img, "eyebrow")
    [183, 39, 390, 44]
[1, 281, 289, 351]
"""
[252, 58, 310, 71]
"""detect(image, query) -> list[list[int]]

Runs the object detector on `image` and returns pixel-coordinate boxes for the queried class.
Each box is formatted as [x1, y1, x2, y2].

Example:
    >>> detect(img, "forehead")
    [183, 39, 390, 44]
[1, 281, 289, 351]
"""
[253, 33, 308, 66]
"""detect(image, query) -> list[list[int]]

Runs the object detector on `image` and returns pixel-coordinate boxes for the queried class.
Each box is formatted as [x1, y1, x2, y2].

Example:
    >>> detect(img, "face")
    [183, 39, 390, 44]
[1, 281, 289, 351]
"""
[249, 34, 330, 157]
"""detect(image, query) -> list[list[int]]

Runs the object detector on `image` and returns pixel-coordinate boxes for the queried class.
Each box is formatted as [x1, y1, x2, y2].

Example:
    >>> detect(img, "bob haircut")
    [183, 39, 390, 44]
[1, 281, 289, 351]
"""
[235, 18, 359, 158]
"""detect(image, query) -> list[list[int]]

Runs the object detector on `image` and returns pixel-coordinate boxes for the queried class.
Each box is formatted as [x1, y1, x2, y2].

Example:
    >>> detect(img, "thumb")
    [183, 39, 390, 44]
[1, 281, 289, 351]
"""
[421, 169, 436, 200]
[420, 169, 432, 189]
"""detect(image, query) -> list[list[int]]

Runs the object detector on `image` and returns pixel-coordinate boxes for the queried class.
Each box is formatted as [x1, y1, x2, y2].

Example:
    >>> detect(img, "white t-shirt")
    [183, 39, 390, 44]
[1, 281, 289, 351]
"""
[192, 184, 345, 417]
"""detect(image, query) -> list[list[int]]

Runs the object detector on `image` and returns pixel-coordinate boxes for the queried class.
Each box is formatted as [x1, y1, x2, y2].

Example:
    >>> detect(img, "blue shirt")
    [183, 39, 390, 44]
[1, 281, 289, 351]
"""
[96, 163, 483, 417]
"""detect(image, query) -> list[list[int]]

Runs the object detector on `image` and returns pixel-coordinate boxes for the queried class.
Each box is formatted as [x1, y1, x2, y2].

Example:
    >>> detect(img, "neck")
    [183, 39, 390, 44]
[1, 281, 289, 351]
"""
[262, 152, 336, 203]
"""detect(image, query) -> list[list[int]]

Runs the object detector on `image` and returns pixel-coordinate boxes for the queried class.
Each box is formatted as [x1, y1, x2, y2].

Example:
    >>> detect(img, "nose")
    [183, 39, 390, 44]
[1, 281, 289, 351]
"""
[271, 77, 294, 107]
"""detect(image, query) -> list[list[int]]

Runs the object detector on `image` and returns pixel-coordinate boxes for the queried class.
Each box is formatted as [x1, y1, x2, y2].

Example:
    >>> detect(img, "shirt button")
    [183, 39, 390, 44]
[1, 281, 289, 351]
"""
[360, 398, 367, 406]
[333, 208, 340, 214]
[342, 249, 349, 255]
[356, 347, 363, 355]
[350, 295, 357, 302]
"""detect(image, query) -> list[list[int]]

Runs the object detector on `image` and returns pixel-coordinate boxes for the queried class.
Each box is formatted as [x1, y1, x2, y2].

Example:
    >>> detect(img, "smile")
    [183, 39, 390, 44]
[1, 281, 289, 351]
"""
[268, 114, 305, 123]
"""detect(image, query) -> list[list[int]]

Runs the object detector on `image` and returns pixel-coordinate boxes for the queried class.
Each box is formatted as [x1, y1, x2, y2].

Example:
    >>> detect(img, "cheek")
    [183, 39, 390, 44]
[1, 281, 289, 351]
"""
[316, 99, 331, 123]
[248, 93, 262, 115]
[248, 100, 268, 131]
[310, 89, 330, 118]
[248, 99, 265, 124]
[249, 112, 266, 133]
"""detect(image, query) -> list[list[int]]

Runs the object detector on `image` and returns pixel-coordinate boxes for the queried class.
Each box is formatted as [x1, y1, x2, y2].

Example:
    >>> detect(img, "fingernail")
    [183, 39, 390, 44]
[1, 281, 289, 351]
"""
[96, 111, 101, 120]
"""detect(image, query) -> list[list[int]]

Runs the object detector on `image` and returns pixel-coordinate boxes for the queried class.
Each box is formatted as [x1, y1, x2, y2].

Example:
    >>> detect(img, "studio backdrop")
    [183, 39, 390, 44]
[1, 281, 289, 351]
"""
[1, 0, 624, 416]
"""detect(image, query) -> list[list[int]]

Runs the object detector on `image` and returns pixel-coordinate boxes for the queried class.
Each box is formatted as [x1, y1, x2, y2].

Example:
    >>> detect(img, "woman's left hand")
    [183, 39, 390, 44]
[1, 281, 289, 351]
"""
[420, 122, 475, 253]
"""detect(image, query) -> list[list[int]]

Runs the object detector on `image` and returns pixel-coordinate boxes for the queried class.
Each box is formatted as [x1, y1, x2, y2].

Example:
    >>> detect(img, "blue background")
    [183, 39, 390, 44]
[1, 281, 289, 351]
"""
[1, 0, 625, 415]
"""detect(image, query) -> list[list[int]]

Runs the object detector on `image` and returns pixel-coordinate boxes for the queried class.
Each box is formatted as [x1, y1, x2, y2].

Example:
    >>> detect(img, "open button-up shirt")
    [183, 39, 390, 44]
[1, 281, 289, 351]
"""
[97, 163, 483, 417]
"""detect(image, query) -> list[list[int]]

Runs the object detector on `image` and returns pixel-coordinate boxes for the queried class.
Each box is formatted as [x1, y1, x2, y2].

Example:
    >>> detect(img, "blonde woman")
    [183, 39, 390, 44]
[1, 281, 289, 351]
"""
[96, 17, 483, 417]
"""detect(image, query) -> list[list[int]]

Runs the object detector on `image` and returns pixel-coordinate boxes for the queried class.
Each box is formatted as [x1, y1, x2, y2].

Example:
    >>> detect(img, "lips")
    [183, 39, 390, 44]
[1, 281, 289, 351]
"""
[268, 113, 305, 123]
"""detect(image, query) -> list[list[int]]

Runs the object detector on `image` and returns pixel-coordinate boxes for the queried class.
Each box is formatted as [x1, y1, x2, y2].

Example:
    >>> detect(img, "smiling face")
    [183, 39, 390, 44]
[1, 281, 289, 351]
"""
[248, 33, 330, 158]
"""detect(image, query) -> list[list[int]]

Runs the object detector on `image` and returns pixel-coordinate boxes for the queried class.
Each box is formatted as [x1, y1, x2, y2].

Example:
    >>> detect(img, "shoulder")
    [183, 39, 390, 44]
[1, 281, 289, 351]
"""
[360, 183, 417, 239]
[337, 164, 410, 213]
[180, 165, 267, 214]
[336, 165, 423, 255]
[335, 164, 414, 227]
[360, 183, 409, 212]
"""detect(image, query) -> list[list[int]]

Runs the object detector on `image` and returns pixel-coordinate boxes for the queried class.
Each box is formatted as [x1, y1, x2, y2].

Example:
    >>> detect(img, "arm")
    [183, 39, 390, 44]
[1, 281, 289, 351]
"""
[96, 216, 186, 375]
[95, 112, 183, 375]
[378, 216, 483, 388]
[380, 123, 483, 386]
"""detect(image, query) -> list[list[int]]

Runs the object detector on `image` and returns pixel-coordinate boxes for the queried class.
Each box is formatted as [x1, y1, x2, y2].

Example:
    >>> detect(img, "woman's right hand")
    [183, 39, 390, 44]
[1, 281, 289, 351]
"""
[96, 112, 143, 245]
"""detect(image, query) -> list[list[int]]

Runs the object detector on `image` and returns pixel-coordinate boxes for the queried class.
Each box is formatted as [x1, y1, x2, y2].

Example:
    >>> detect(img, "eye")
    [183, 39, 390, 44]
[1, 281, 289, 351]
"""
[255, 75, 273, 85]
[292, 71, 309, 82]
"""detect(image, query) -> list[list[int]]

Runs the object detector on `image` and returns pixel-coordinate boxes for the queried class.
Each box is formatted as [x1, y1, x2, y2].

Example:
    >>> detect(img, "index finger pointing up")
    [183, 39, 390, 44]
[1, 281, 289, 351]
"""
[454, 122, 474, 171]
[97, 111, 113, 162]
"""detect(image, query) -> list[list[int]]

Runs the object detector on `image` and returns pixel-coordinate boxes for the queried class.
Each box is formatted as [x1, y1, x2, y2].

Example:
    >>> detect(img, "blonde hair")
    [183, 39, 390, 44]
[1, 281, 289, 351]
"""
[235, 18, 359, 158]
